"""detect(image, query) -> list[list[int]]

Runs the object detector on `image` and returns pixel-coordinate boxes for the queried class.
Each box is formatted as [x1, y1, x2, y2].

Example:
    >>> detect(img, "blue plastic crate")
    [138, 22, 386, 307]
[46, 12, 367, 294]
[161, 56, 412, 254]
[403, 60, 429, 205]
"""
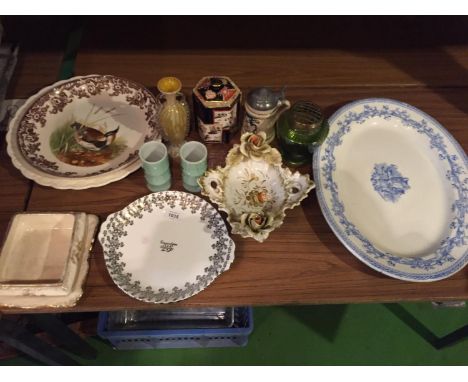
[97, 307, 253, 350]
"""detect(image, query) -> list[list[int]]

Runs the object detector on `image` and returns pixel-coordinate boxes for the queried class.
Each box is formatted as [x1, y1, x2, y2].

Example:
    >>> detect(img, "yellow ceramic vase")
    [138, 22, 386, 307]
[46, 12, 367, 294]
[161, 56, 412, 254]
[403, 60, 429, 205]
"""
[156, 77, 190, 158]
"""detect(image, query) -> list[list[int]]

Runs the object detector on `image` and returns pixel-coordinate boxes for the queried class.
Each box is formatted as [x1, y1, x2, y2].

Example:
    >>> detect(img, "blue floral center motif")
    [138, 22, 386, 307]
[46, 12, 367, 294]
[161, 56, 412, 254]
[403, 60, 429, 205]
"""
[371, 163, 410, 203]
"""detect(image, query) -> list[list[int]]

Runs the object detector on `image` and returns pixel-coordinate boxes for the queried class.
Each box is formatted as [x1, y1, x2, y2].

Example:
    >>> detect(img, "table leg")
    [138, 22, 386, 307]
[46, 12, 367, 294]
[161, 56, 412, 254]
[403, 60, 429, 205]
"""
[383, 303, 438, 346]
[384, 303, 468, 350]
[0, 317, 79, 365]
[31, 314, 97, 359]
[434, 325, 468, 349]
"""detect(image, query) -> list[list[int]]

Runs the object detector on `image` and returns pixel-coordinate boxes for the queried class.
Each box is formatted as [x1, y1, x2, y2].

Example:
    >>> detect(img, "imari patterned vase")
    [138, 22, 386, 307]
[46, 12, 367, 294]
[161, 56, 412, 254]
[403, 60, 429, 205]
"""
[192, 76, 241, 144]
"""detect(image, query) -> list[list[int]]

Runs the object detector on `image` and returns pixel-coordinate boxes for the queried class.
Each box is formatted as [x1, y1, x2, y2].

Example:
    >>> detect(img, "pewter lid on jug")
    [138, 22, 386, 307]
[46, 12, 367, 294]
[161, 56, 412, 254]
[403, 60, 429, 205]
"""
[246, 87, 284, 111]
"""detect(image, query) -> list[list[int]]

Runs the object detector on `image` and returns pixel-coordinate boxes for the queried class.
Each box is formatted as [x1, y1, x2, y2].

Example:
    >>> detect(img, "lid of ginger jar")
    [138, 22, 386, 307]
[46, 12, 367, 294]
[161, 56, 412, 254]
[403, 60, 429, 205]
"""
[193, 76, 241, 109]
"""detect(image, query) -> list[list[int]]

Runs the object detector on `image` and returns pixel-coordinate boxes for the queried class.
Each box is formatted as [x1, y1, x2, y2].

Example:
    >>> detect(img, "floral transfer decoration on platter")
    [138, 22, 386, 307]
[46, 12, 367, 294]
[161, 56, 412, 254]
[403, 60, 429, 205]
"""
[199, 132, 315, 242]
[13, 75, 160, 177]
[313, 98, 468, 282]
[371, 163, 410, 203]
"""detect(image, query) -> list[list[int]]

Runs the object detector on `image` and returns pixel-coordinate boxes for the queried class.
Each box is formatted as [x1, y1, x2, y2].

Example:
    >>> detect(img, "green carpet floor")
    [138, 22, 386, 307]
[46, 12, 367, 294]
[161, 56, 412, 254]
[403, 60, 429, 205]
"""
[1, 302, 468, 365]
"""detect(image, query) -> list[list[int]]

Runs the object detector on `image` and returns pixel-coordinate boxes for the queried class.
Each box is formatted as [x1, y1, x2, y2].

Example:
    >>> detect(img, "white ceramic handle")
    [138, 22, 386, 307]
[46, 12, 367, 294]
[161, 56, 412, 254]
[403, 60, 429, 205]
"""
[199, 169, 224, 203]
[270, 99, 291, 125]
[279, 99, 291, 109]
[285, 173, 315, 208]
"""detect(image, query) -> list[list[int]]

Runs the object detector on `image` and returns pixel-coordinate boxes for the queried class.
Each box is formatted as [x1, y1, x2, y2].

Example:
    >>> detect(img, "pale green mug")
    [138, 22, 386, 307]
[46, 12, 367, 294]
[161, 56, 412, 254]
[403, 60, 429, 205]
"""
[180, 141, 207, 193]
[138, 141, 171, 192]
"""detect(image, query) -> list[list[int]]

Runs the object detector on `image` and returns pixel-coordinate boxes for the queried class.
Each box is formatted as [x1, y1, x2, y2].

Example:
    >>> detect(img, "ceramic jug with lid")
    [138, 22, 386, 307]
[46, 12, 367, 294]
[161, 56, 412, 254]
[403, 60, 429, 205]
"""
[241, 87, 291, 143]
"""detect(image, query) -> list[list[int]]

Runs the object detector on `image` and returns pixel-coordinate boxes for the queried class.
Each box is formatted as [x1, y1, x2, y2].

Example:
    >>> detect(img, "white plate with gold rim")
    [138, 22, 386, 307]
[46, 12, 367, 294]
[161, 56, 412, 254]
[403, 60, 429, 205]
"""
[99, 191, 235, 304]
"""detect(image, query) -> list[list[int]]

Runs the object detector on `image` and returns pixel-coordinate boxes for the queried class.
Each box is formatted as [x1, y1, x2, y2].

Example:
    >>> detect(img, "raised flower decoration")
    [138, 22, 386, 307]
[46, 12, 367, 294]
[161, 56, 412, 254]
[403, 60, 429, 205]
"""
[240, 132, 271, 158]
[226, 132, 282, 168]
[199, 132, 314, 242]
[238, 213, 274, 238]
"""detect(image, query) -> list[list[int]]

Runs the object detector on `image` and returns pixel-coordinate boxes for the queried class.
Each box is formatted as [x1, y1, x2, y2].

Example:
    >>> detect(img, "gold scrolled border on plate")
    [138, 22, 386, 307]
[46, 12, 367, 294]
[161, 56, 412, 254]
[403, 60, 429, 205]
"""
[99, 191, 235, 304]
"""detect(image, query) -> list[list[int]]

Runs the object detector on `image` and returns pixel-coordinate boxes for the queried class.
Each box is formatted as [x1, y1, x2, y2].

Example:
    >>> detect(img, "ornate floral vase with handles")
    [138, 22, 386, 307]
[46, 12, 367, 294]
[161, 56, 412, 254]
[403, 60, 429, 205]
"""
[198, 132, 314, 242]
[241, 87, 291, 144]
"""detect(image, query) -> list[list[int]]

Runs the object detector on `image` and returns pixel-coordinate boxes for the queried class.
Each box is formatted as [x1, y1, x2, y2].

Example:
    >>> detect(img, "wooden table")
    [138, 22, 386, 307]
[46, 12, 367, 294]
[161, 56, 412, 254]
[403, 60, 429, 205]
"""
[0, 48, 63, 214]
[2, 44, 468, 314]
[0, 43, 99, 365]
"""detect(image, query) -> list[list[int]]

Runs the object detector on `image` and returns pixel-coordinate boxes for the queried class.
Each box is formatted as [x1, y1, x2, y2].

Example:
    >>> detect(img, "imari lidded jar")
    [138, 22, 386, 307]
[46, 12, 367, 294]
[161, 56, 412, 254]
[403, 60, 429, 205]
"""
[192, 76, 241, 144]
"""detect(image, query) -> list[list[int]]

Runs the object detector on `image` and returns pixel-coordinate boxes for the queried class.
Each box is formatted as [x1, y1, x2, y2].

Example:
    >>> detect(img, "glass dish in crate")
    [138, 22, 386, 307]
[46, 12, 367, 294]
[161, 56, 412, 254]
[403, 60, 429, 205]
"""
[107, 307, 235, 330]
